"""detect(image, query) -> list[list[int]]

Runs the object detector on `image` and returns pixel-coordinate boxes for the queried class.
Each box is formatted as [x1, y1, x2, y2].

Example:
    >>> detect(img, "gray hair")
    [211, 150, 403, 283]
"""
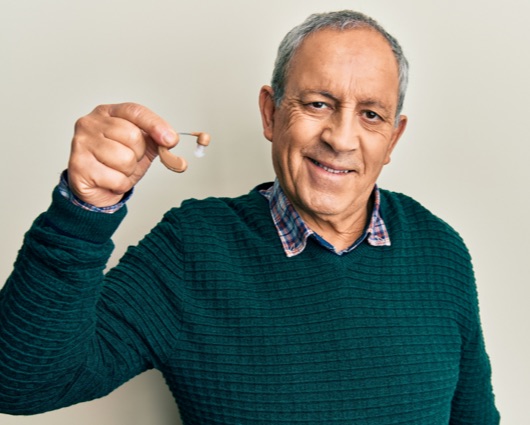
[271, 10, 409, 119]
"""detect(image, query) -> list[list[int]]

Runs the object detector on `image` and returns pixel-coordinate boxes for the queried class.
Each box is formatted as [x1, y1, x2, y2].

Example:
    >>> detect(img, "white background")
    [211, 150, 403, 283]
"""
[1, 0, 529, 423]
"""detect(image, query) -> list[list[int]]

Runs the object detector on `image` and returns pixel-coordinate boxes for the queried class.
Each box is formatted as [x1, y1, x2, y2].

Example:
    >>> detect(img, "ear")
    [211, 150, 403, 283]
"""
[259, 85, 276, 142]
[384, 114, 408, 165]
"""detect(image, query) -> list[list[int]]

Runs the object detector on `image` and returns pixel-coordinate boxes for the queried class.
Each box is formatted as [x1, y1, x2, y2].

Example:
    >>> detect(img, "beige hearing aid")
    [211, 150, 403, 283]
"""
[158, 132, 211, 173]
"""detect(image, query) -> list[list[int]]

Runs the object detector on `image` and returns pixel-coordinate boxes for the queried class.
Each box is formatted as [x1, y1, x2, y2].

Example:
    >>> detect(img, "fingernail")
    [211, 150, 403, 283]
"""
[162, 130, 177, 146]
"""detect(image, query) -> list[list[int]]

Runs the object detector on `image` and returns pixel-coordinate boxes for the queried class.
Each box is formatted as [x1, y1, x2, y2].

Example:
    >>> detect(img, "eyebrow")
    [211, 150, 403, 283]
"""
[357, 99, 393, 117]
[300, 90, 340, 103]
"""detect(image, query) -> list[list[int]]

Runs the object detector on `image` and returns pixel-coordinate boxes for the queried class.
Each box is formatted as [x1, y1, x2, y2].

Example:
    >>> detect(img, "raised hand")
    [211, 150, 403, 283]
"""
[67, 103, 178, 207]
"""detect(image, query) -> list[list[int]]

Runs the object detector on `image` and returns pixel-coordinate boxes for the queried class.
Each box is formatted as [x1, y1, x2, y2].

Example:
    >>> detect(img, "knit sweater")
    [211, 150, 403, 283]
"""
[0, 183, 499, 424]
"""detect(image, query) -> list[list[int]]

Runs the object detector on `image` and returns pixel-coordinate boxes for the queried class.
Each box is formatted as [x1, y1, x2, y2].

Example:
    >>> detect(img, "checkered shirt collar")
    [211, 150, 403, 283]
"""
[260, 180, 390, 257]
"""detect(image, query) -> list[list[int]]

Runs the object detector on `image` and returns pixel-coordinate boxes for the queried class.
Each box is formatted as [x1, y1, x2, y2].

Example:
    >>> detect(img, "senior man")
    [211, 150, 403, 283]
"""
[0, 10, 499, 424]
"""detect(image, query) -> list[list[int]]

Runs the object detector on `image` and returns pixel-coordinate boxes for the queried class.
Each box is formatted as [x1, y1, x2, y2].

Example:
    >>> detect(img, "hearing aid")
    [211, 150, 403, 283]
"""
[158, 132, 211, 173]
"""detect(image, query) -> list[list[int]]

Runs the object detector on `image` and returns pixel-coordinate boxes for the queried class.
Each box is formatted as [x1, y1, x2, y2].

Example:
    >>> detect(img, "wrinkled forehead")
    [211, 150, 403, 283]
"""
[285, 28, 400, 103]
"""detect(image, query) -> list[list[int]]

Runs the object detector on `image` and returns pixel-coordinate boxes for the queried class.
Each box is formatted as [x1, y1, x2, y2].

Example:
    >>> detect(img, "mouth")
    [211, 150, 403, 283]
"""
[309, 158, 354, 174]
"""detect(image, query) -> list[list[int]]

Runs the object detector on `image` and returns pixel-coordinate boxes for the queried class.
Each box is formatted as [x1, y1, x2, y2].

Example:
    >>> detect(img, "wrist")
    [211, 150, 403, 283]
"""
[58, 170, 133, 214]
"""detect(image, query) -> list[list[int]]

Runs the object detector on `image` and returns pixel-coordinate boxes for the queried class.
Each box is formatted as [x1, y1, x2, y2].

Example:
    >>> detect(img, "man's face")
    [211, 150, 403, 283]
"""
[259, 27, 407, 233]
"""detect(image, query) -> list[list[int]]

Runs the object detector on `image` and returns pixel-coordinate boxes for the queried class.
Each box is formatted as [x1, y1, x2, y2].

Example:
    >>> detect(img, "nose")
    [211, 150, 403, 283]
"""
[321, 110, 360, 153]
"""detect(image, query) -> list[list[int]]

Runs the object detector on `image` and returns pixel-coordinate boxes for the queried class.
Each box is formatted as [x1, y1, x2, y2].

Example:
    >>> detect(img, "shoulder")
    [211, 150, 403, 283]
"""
[379, 188, 470, 259]
[380, 188, 461, 235]
[379, 189, 480, 319]
[164, 185, 269, 226]
[151, 184, 276, 247]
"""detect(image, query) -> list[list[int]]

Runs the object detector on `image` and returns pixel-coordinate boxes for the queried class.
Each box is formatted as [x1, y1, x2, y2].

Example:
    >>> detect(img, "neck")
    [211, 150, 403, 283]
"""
[299, 197, 373, 251]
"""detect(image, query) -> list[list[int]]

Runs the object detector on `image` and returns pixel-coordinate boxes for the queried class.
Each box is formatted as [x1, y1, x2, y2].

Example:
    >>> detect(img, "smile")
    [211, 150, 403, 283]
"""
[310, 159, 352, 174]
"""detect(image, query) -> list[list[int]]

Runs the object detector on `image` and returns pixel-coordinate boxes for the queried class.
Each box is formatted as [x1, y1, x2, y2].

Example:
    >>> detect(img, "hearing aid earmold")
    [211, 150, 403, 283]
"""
[158, 132, 211, 173]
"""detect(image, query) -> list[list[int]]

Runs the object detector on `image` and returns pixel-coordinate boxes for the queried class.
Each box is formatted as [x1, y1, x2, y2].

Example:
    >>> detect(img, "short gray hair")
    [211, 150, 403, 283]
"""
[271, 10, 409, 118]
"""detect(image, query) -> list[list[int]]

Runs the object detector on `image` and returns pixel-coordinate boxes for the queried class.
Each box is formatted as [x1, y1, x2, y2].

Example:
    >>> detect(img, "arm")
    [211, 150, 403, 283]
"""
[450, 278, 500, 424]
[0, 189, 187, 415]
[0, 103, 181, 414]
[450, 322, 500, 424]
[0, 189, 129, 414]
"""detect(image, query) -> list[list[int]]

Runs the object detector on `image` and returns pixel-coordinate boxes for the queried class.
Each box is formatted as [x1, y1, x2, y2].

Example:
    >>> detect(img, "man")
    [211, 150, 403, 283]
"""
[0, 10, 499, 424]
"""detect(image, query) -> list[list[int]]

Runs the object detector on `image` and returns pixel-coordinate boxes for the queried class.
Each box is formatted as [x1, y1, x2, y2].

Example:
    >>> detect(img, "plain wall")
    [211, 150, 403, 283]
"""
[1, 0, 529, 423]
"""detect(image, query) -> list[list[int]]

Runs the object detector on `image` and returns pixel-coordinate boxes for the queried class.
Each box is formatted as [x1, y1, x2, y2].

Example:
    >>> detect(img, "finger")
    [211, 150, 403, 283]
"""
[90, 136, 143, 177]
[105, 103, 178, 147]
[71, 122, 143, 178]
[75, 110, 160, 169]
[68, 154, 137, 206]
[99, 118, 148, 161]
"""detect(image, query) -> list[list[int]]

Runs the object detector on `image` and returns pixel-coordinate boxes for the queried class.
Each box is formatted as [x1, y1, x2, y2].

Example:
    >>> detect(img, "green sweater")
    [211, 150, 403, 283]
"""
[0, 184, 499, 424]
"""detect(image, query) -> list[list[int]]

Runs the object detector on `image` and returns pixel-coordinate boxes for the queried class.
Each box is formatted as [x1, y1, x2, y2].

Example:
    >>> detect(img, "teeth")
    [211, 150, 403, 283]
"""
[312, 159, 350, 174]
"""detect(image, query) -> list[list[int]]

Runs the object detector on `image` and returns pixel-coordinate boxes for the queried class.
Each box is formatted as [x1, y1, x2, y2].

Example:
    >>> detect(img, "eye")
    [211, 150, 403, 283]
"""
[307, 101, 328, 109]
[363, 110, 382, 121]
[300, 97, 334, 115]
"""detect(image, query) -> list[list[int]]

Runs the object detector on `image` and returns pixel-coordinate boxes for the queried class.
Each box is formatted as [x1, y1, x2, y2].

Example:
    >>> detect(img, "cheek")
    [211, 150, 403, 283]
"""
[360, 137, 394, 172]
[270, 137, 292, 181]
[271, 136, 307, 189]
[271, 122, 307, 164]
[270, 108, 326, 176]
[275, 105, 323, 141]
[270, 141, 284, 170]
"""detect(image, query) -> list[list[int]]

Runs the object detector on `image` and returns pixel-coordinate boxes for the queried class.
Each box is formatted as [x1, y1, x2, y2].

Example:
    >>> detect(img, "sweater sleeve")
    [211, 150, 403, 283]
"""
[448, 250, 500, 425]
[0, 187, 164, 415]
[450, 309, 500, 424]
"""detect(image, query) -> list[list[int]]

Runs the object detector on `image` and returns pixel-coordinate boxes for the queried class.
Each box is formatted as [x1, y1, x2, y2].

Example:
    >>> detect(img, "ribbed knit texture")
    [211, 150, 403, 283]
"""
[0, 184, 499, 424]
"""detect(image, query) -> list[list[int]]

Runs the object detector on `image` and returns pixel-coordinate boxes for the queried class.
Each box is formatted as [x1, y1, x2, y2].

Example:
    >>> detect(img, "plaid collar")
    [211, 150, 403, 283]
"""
[260, 180, 390, 257]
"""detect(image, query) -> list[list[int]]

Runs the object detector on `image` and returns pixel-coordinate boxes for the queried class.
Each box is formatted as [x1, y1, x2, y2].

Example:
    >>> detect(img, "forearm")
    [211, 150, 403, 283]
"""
[0, 187, 126, 414]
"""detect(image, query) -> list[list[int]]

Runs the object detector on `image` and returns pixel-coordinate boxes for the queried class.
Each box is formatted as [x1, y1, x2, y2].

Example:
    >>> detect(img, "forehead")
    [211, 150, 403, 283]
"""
[286, 27, 400, 105]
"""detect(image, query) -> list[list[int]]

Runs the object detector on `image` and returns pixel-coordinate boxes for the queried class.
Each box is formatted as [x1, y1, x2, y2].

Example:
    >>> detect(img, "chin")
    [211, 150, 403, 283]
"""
[303, 197, 351, 218]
